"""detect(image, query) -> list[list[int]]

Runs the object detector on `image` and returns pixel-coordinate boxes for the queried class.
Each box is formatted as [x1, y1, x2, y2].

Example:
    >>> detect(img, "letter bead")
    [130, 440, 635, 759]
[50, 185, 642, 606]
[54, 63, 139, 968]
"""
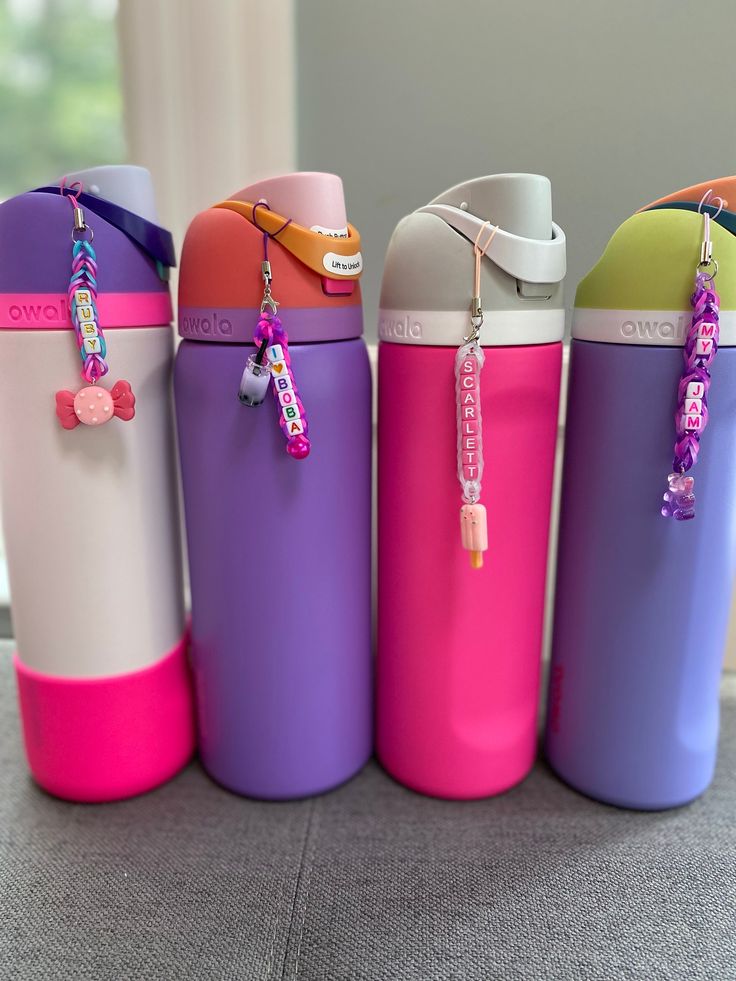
[696, 338, 714, 360]
[463, 436, 477, 451]
[462, 464, 478, 481]
[287, 418, 304, 436]
[697, 321, 716, 338]
[461, 358, 477, 375]
[267, 344, 284, 363]
[278, 389, 297, 407]
[283, 404, 300, 422]
[684, 398, 703, 415]
[275, 375, 292, 392]
[83, 336, 101, 354]
[77, 305, 95, 323]
[74, 289, 92, 306]
[686, 381, 704, 399]
[681, 412, 703, 431]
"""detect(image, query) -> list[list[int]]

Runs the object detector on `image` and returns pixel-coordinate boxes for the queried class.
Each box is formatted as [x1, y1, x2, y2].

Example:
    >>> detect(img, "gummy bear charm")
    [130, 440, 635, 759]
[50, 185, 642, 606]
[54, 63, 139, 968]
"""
[661, 472, 696, 521]
[55, 380, 136, 430]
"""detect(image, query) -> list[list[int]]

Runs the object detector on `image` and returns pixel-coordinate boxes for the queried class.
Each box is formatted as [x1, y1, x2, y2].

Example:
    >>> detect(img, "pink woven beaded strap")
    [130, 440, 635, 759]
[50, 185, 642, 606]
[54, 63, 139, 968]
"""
[254, 312, 310, 458]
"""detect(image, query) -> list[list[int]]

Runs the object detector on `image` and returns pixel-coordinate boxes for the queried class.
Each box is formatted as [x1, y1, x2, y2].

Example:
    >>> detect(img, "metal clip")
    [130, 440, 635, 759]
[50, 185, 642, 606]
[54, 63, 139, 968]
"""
[260, 285, 279, 315]
[73, 206, 86, 231]
[463, 295, 483, 343]
[259, 260, 279, 313]
[700, 239, 713, 266]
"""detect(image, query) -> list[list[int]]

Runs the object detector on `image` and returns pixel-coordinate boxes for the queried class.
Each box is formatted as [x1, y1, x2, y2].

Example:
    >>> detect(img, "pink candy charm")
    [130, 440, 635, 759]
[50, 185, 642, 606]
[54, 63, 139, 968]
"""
[55, 380, 136, 430]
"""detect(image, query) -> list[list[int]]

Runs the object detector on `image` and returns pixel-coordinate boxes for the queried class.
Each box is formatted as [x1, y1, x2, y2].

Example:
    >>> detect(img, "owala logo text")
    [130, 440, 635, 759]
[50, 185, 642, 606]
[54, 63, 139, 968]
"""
[8, 299, 67, 322]
[180, 311, 233, 337]
[620, 316, 687, 340]
[379, 313, 422, 340]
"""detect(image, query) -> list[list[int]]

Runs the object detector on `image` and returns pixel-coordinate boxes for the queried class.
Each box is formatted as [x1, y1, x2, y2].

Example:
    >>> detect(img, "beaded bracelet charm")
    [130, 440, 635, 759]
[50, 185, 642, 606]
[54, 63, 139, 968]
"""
[54, 181, 135, 430]
[661, 192, 722, 520]
[238, 201, 310, 460]
[455, 222, 497, 568]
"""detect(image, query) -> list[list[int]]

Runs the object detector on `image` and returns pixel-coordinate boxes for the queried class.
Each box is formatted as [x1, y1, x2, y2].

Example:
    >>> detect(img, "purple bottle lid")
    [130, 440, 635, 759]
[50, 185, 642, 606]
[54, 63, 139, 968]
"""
[0, 175, 172, 330]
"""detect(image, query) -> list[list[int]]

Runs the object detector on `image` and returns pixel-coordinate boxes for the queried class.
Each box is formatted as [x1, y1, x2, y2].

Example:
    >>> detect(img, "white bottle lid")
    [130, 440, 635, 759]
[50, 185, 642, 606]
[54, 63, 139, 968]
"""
[54, 165, 158, 223]
[379, 174, 566, 347]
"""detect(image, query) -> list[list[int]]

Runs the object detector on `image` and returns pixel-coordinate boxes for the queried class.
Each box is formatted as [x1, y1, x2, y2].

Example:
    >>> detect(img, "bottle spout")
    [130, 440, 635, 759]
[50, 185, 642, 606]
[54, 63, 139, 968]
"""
[231, 172, 348, 234]
[428, 174, 553, 241]
[52, 165, 158, 223]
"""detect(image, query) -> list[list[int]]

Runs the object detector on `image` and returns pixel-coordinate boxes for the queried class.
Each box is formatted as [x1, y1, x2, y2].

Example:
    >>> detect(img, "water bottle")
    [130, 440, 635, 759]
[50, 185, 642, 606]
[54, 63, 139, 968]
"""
[175, 172, 372, 799]
[546, 178, 736, 809]
[376, 174, 566, 798]
[0, 165, 194, 802]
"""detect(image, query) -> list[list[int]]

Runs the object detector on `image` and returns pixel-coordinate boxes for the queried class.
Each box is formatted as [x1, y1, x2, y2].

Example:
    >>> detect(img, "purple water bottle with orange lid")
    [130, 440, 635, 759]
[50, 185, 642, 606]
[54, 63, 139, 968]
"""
[547, 178, 736, 810]
[175, 172, 372, 799]
[0, 165, 194, 802]
[376, 174, 566, 799]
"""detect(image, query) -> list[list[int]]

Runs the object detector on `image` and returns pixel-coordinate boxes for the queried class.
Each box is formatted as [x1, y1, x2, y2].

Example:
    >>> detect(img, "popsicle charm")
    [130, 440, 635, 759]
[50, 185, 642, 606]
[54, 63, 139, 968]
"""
[460, 503, 488, 569]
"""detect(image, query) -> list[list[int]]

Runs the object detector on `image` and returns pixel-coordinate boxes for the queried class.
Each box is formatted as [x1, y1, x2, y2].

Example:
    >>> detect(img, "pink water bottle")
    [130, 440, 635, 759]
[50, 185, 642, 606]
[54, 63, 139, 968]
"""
[376, 174, 566, 798]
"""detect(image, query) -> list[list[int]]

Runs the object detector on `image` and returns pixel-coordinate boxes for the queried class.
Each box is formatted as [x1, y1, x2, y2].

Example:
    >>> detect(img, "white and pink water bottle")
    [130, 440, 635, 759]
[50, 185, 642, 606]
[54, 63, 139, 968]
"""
[0, 165, 194, 802]
[376, 174, 566, 798]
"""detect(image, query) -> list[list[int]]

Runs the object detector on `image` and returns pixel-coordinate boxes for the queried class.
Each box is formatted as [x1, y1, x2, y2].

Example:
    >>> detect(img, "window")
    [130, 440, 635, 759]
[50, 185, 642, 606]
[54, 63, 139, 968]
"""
[0, 0, 125, 199]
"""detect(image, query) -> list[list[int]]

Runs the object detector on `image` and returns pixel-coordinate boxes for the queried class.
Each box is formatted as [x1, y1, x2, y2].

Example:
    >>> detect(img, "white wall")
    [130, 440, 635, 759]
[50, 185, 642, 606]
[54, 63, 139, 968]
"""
[296, 0, 736, 339]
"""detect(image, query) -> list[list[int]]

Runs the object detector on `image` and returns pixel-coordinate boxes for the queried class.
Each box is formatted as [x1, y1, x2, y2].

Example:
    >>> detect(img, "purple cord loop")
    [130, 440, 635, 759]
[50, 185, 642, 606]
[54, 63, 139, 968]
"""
[251, 200, 293, 264]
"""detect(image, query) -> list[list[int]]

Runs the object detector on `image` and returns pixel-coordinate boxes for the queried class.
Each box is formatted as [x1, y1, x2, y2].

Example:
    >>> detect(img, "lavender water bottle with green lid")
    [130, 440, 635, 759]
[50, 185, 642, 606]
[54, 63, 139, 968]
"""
[546, 179, 736, 810]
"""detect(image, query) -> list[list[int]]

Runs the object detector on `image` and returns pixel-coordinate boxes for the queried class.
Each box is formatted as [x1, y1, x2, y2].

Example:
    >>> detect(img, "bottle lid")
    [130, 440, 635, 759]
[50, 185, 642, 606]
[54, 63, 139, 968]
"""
[378, 174, 566, 347]
[637, 176, 736, 215]
[178, 172, 363, 345]
[0, 166, 172, 330]
[573, 205, 736, 347]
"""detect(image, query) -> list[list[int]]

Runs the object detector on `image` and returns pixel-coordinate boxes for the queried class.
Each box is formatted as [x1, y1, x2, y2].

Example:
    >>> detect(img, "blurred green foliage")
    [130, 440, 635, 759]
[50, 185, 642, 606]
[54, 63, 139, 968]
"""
[0, 0, 125, 198]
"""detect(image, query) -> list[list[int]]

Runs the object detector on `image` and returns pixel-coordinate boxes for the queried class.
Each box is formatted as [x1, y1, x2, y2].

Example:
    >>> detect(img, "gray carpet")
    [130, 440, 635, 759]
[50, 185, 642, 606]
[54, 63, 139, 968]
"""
[0, 645, 734, 981]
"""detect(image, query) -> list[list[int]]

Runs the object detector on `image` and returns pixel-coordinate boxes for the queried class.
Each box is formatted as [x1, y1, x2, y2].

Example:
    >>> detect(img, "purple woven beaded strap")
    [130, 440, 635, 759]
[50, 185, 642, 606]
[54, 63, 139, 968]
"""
[661, 274, 720, 521]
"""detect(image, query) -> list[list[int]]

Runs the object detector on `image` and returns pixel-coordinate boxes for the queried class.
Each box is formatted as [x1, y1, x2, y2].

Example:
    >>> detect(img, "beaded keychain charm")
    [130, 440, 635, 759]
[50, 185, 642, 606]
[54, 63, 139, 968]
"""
[661, 191, 722, 520]
[55, 181, 135, 430]
[238, 202, 311, 460]
[455, 222, 497, 567]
